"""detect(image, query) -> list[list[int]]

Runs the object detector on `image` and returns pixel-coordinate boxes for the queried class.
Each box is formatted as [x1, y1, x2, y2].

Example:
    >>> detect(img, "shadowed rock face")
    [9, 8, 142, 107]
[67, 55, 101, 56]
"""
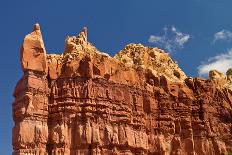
[12, 24, 232, 155]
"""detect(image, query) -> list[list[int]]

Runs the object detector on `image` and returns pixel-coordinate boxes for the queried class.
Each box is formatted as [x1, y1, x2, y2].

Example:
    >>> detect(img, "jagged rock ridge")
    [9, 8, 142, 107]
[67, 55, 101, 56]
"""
[12, 24, 232, 155]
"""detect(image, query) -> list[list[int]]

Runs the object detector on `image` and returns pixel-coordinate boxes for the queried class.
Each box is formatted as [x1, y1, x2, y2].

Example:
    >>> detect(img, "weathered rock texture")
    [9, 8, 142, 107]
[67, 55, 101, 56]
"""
[13, 24, 232, 155]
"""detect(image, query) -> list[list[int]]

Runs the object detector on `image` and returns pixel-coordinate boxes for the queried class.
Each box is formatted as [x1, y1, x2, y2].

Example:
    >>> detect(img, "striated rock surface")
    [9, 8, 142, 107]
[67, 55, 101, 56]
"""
[13, 24, 232, 155]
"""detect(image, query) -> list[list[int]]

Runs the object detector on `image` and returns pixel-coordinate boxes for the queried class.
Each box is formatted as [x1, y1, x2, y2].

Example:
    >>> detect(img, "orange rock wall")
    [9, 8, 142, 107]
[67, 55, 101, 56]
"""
[12, 24, 232, 155]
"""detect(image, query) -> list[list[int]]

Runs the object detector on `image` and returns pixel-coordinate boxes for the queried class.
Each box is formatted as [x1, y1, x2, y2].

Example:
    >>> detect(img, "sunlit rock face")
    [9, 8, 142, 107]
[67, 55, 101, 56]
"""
[12, 24, 232, 155]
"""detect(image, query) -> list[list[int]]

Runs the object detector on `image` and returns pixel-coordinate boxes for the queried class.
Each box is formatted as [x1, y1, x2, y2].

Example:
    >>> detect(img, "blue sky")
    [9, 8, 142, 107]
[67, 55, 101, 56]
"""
[1, 0, 232, 154]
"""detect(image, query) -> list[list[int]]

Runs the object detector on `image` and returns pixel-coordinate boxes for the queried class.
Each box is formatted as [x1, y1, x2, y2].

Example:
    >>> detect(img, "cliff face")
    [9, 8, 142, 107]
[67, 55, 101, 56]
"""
[12, 24, 232, 155]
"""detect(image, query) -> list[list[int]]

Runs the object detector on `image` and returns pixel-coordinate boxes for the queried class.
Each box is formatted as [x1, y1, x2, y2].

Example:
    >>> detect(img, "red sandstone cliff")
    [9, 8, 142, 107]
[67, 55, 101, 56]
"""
[12, 24, 232, 155]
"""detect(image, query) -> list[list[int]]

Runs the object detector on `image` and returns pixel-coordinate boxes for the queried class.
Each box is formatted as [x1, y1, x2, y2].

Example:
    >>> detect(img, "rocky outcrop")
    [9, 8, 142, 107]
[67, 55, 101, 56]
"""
[20, 23, 47, 73]
[12, 24, 232, 155]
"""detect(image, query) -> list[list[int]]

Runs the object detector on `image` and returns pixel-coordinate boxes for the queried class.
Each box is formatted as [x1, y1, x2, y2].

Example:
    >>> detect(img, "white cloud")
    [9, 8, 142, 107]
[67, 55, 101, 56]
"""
[213, 29, 232, 43]
[148, 35, 162, 43]
[198, 49, 232, 76]
[148, 26, 190, 52]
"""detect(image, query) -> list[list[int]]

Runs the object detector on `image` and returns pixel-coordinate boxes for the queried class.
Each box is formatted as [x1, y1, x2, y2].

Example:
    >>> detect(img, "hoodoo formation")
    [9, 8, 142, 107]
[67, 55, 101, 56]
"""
[13, 24, 232, 155]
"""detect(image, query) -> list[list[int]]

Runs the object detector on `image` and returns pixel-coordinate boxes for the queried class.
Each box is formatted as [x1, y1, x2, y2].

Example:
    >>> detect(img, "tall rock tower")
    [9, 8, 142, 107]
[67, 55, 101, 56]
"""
[12, 24, 49, 154]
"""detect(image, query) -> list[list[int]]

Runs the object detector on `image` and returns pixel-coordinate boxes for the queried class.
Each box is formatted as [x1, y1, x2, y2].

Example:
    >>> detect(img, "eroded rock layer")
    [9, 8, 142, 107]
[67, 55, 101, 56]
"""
[13, 24, 232, 155]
